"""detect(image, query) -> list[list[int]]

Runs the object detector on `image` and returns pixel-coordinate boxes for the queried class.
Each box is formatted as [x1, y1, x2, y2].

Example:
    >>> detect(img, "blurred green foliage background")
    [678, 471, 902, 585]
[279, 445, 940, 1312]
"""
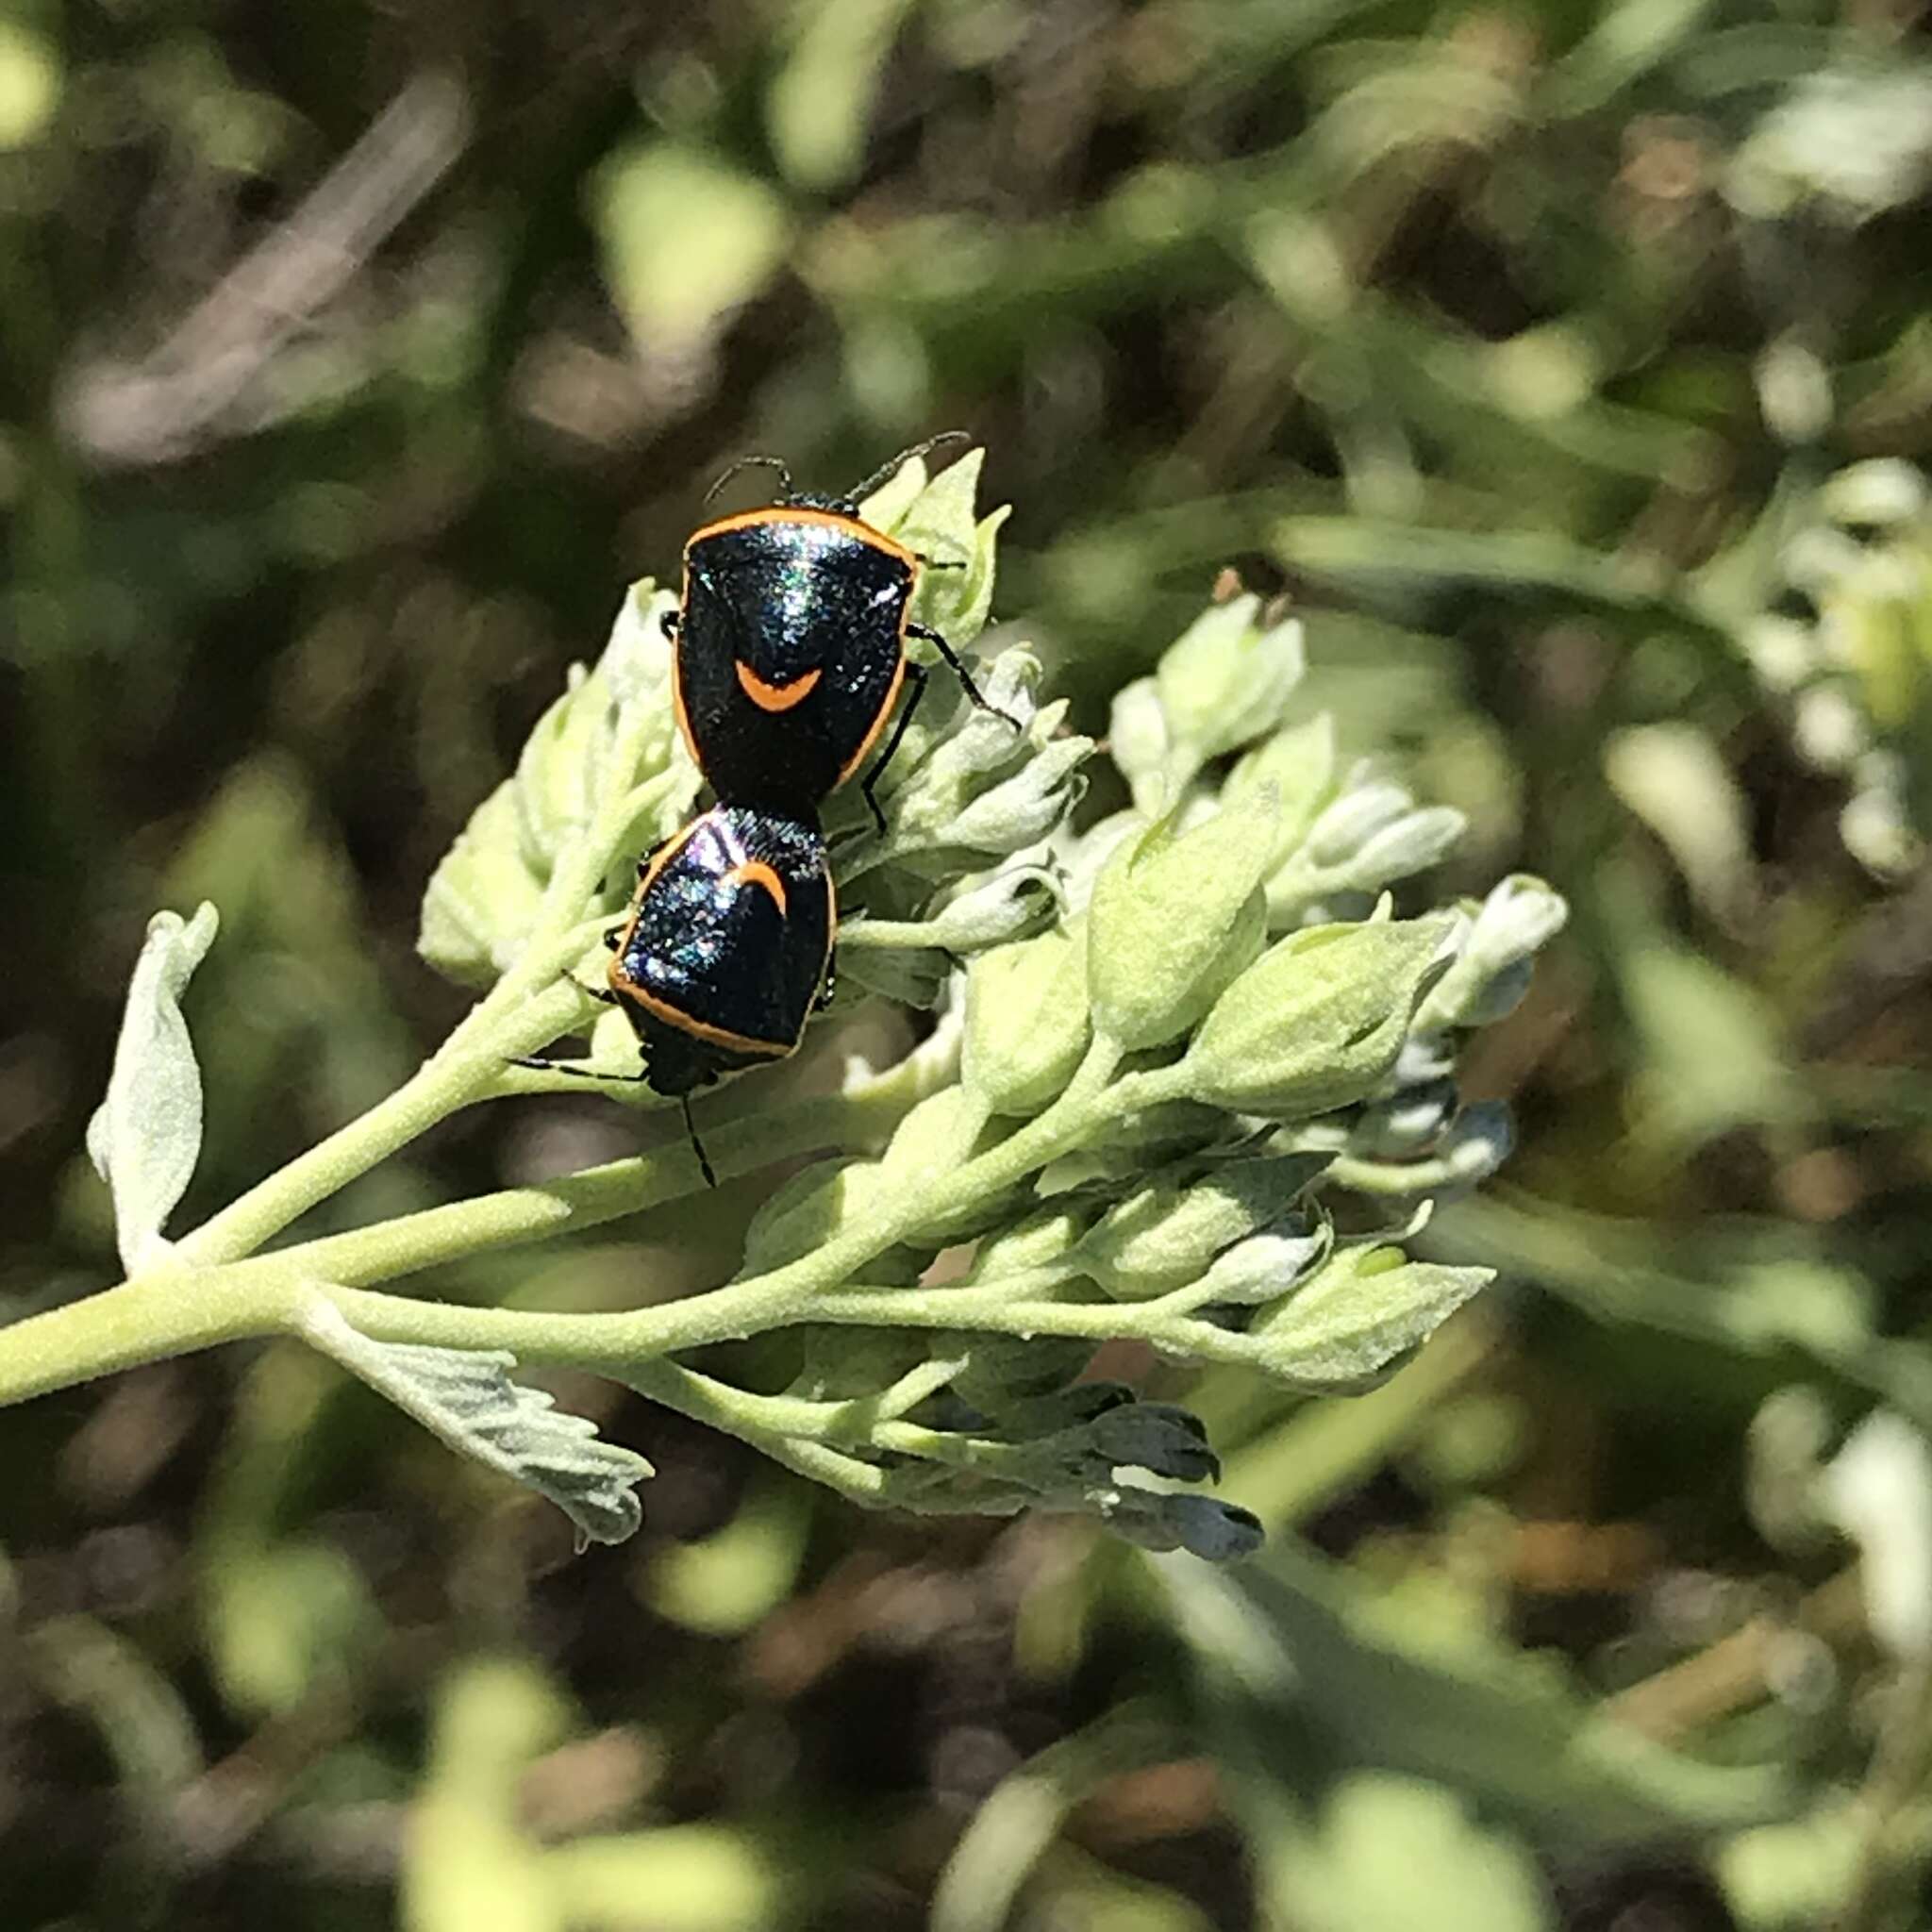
[5, 0, 1932, 1926]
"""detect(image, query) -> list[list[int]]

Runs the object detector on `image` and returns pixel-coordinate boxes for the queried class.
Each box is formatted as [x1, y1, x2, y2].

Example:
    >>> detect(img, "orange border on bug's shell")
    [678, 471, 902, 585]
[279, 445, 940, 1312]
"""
[611, 978, 796, 1056]
[836, 648, 908, 789]
[606, 815, 706, 996]
[675, 505, 926, 795]
[685, 504, 917, 568]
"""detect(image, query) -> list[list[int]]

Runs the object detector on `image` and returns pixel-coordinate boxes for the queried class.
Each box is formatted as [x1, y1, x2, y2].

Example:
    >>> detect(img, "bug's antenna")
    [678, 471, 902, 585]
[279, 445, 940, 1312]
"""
[846, 430, 971, 507]
[682, 1095, 718, 1188]
[705, 453, 794, 508]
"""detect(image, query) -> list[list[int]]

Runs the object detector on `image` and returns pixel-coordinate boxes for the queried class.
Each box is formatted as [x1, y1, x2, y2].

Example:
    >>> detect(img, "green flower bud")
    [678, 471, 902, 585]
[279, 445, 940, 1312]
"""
[910, 1091, 1044, 1243]
[1270, 765, 1464, 912]
[1191, 1219, 1331, 1306]
[1108, 595, 1303, 811]
[1076, 1153, 1331, 1301]
[958, 1206, 1091, 1284]
[943, 735, 1091, 859]
[1413, 874, 1568, 1031]
[882, 446, 1008, 644]
[741, 1159, 880, 1275]
[1088, 792, 1277, 1051]
[1304, 774, 1413, 869]
[1107, 676, 1173, 810]
[739, 1091, 992, 1268]
[420, 580, 698, 988]
[877, 1086, 991, 1194]
[522, 582, 689, 849]
[1226, 713, 1340, 869]
[1157, 595, 1305, 765]
[963, 924, 1092, 1117]
[1088, 1404, 1221, 1484]
[1251, 1243, 1491, 1392]
[925, 865, 1062, 953]
[867, 650, 1053, 830]
[1109, 1490, 1264, 1562]
[741, 1140, 990, 1278]
[1334, 806, 1465, 895]
[1181, 914, 1454, 1118]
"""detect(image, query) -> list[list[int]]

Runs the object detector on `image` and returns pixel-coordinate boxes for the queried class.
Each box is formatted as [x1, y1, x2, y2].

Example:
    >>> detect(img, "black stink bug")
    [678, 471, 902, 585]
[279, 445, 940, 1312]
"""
[664, 434, 1020, 833]
[515, 803, 834, 1185]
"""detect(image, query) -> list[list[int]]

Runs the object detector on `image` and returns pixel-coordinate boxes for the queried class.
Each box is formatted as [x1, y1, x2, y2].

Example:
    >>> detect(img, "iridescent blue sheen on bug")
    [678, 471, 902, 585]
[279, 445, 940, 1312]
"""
[607, 803, 834, 1096]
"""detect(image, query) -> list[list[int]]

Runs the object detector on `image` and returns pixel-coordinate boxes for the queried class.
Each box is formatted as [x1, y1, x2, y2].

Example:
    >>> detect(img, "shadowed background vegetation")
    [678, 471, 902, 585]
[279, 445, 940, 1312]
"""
[5, 1, 1932, 1926]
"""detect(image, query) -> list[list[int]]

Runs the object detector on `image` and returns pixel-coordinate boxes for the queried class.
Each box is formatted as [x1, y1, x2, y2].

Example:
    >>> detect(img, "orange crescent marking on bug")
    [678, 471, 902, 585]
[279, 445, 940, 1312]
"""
[736, 661, 823, 713]
[688, 504, 917, 569]
[725, 858, 789, 914]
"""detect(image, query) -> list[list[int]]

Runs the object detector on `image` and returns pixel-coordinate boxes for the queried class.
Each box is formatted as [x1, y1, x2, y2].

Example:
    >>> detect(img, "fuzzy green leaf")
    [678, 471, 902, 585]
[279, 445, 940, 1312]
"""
[87, 903, 220, 1273]
[881, 446, 1009, 645]
[301, 1302, 651, 1547]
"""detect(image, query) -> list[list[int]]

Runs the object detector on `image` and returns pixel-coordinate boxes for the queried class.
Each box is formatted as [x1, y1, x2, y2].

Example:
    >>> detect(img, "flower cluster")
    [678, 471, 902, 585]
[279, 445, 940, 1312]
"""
[409, 454, 1565, 1558]
[67, 447, 1567, 1562]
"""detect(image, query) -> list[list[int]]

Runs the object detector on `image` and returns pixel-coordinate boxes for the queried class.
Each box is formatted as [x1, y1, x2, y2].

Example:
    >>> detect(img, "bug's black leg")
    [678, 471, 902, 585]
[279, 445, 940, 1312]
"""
[550, 974, 619, 1005]
[508, 1055, 649, 1082]
[604, 927, 623, 951]
[507, 968, 624, 1072]
[860, 659, 928, 836]
[634, 834, 671, 880]
[509, 989, 633, 1077]
[659, 608, 679, 641]
[907, 622, 1022, 731]
[912, 552, 968, 573]
[682, 1096, 717, 1188]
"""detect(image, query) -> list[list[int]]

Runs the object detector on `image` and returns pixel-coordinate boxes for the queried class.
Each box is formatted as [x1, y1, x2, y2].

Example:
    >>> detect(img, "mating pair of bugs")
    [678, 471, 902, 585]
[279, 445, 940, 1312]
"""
[521, 434, 1014, 1181]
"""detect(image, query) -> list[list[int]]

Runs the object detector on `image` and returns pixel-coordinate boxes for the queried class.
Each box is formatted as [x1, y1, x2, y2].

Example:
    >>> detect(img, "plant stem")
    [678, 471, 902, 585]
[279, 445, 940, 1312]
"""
[0, 1027, 1139, 1413]
[0, 1075, 908, 1412]
[0, 1265, 300, 1409]
[320, 1044, 1166, 1365]
[179, 756, 678, 1271]
[177, 974, 591, 1267]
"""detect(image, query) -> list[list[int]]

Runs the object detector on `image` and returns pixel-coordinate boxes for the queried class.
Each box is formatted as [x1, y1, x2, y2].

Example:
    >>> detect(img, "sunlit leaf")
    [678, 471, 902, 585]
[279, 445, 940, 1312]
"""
[86, 903, 219, 1273]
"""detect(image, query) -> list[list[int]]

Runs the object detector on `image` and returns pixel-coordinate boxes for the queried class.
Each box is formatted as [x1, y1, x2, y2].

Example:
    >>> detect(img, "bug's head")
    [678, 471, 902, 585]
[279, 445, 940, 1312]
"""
[786, 490, 861, 516]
